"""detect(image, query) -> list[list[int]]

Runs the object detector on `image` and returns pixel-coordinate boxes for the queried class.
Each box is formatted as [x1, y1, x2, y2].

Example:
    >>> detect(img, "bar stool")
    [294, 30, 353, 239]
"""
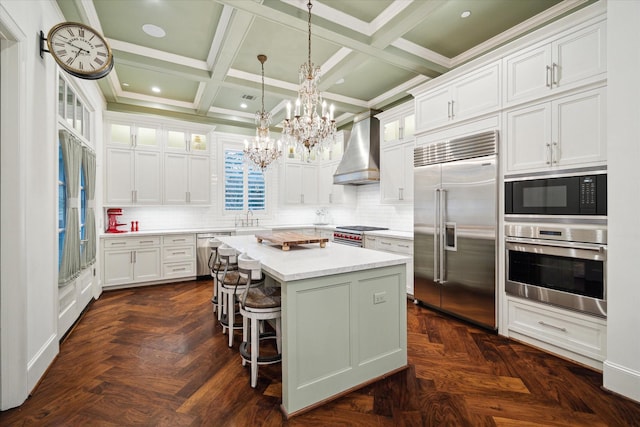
[237, 253, 282, 388]
[208, 238, 223, 315]
[217, 245, 248, 347]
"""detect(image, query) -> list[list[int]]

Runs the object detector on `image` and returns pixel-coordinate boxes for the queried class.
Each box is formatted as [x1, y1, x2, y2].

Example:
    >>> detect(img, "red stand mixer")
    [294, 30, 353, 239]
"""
[106, 208, 127, 233]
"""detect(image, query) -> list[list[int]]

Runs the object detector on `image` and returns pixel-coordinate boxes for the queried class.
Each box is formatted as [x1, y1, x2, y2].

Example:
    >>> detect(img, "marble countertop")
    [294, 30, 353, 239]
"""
[217, 235, 410, 282]
[364, 229, 413, 240]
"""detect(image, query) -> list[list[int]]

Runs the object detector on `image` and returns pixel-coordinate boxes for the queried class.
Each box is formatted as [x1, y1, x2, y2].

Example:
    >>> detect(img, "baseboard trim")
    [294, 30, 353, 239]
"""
[27, 332, 58, 394]
[603, 360, 640, 404]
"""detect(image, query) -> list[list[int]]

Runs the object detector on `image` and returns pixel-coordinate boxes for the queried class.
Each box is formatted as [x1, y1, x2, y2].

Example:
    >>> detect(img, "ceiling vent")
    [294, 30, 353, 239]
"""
[242, 94, 257, 100]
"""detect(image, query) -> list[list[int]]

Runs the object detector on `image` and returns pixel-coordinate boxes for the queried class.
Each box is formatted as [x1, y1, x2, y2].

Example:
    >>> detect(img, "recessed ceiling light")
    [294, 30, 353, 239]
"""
[240, 103, 248, 109]
[460, 10, 471, 18]
[122, 83, 130, 87]
[151, 86, 161, 93]
[335, 78, 345, 85]
[142, 24, 166, 38]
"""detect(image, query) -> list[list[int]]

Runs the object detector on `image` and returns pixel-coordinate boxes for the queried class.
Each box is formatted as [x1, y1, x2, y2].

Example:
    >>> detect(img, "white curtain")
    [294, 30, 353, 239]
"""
[82, 146, 96, 268]
[58, 130, 82, 286]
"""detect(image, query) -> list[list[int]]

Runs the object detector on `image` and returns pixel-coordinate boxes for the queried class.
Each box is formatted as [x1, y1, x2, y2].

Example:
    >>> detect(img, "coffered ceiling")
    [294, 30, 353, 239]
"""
[55, 0, 594, 135]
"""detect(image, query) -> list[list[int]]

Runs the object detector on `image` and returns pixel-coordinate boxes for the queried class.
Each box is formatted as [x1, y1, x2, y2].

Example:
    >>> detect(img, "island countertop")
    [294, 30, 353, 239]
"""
[217, 235, 410, 282]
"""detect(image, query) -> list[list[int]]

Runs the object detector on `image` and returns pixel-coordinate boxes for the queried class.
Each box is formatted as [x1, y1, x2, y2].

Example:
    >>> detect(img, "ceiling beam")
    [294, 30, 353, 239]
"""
[370, 1, 446, 49]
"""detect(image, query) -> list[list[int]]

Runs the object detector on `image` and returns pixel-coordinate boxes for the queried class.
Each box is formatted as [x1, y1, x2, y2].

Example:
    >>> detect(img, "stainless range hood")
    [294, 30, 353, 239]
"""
[333, 110, 381, 185]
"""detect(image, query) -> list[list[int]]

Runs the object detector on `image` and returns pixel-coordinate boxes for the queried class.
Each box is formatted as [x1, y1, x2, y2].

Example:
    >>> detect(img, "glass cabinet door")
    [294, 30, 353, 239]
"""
[190, 133, 208, 152]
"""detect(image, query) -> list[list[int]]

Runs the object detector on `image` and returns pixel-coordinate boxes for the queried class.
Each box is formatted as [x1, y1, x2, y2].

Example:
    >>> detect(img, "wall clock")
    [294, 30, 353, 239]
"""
[41, 22, 114, 80]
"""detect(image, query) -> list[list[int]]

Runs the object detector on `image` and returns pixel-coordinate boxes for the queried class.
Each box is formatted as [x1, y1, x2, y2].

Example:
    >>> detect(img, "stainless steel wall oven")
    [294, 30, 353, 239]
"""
[505, 223, 607, 318]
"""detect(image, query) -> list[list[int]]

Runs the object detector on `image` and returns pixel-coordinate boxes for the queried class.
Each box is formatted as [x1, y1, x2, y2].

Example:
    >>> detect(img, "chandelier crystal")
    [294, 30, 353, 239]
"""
[244, 54, 282, 173]
[282, 0, 336, 160]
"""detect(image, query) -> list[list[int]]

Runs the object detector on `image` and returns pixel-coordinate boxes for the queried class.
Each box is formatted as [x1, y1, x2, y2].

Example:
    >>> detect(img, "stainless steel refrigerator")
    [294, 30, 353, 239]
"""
[413, 130, 498, 330]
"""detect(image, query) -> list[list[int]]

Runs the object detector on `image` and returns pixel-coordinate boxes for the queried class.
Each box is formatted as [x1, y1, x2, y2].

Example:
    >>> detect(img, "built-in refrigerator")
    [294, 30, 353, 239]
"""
[413, 130, 498, 330]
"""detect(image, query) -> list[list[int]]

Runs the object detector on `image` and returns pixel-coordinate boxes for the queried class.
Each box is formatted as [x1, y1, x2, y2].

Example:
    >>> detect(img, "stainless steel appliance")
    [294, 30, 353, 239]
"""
[413, 130, 498, 330]
[196, 232, 231, 277]
[505, 223, 607, 318]
[505, 169, 606, 219]
[333, 226, 389, 247]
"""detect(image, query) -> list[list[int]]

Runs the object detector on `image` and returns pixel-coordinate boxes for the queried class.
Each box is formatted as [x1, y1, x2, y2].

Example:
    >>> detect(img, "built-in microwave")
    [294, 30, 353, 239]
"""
[505, 172, 606, 217]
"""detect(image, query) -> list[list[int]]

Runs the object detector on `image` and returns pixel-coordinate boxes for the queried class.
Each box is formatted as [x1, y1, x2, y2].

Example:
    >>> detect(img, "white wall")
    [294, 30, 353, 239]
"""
[0, 0, 104, 409]
[603, 0, 640, 403]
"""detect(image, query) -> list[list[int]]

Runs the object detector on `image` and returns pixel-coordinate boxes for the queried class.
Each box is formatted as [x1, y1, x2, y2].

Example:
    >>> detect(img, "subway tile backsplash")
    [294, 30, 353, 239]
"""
[107, 183, 413, 233]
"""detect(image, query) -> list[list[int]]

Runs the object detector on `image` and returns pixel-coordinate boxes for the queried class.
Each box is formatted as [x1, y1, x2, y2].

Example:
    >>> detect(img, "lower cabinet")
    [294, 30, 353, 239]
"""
[102, 234, 196, 288]
[506, 297, 607, 370]
[364, 234, 414, 296]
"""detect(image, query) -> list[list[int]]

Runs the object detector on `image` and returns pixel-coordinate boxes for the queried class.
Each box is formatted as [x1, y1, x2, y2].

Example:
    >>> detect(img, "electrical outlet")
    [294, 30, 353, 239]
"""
[373, 291, 386, 304]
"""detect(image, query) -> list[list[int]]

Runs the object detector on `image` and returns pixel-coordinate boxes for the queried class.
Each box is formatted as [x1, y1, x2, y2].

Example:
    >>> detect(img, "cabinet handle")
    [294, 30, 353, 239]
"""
[173, 238, 186, 242]
[552, 62, 558, 86]
[450, 100, 454, 119]
[538, 320, 567, 332]
[186, 191, 190, 203]
[546, 65, 552, 88]
[552, 142, 558, 164]
[545, 143, 552, 164]
[399, 126, 404, 140]
[172, 251, 186, 255]
[447, 101, 451, 119]
[399, 244, 410, 248]
[172, 267, 187, 272]
[301, 194, 304, 204]
[399, 188, 404, 201]
[329, 193, 333, 204]
[111, 241, 126, 246]
[139, 240, 155, 244]
[381, 241, 392, 246]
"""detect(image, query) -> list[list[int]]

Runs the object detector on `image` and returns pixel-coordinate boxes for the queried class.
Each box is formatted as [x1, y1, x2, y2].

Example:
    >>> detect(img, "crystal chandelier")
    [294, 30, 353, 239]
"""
[282, 0, 336, 160]
[244, 54, 282, 173]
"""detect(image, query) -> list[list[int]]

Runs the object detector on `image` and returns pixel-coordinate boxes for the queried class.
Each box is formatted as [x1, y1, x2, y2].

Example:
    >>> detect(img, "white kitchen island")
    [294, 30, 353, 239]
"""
[217, 235, 409, 417]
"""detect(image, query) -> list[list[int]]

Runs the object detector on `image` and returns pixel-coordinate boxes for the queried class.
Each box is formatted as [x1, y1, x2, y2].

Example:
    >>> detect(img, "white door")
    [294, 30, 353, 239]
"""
[284, 163, 304, 204]
[506, 102, 552, 173]
[103, 249, 134, 285]
[133, 247, 162, 282]
[164, 153, 188, 204]
[553, 87, 606, 168]
[188, 155, 210, 204]
[105, 148, 134, 204]
[503, 44, 551, 104]
[552, 22, 606, 90]
[453, 63, 500, 121]
[134, 150, 162, 204]
[415, 86, 451, 131]
[380, 143, 405, 203]
[301, 164, 318, 205]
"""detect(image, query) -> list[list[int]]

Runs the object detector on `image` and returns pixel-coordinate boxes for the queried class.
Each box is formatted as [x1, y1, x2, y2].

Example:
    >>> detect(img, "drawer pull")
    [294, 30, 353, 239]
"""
[380, 241, 391, 245]
[173, 238, 186, 242]
[172, 251, 186, 255]
[139, 240, 155, 244]
[111, 242, 126, 245]
[538, 321, 567, 332]
[172, 267, 187, 271]
[399, 244, 410, 248]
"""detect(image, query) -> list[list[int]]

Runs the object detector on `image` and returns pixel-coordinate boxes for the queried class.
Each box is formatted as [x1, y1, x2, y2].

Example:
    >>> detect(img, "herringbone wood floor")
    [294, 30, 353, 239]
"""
[2, 279, 639, 426]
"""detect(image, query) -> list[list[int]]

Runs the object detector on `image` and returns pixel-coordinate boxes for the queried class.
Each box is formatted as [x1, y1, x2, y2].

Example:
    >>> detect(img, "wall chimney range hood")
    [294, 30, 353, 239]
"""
[333, 110, 381, 185]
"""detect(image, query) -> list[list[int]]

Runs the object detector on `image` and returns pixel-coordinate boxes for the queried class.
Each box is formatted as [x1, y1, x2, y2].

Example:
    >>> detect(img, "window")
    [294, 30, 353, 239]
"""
[58, 145, 66, 270]
[224, 149, 266, 211]
[80, 166, 86, 261]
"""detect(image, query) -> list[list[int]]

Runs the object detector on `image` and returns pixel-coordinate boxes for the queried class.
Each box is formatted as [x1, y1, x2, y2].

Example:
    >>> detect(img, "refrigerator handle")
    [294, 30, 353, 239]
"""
[434, 188, 440, 283]
[439, 189, 446, 284]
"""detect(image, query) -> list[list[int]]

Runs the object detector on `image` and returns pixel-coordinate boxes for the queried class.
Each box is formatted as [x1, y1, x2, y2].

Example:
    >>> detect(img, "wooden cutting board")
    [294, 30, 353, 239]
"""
[255, 231, 328, 251]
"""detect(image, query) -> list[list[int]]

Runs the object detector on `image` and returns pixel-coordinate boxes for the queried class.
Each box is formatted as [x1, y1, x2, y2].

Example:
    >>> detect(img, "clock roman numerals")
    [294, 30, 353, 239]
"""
[47, 22, 113, 79]
[94, 57, 104, 66]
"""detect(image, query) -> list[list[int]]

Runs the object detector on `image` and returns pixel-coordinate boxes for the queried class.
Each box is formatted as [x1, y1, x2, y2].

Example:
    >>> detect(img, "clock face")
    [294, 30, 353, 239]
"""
[47, 22, 114, 80]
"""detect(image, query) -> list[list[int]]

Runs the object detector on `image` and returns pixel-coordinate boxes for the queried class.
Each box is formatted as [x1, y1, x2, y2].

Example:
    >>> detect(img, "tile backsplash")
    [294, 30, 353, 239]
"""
[105, 183, 413, 233]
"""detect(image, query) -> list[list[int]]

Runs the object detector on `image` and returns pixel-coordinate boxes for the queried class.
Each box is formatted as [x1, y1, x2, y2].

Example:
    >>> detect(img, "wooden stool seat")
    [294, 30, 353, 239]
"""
[243, 287, 281, 309]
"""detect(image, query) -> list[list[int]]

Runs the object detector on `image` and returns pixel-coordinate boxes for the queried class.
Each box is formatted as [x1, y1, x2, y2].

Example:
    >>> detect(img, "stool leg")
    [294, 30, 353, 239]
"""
[211, 276, 217, 314]
[251, 316, 259, 388]
[242, 314, 248, 367]
[228, 291, 235, 348]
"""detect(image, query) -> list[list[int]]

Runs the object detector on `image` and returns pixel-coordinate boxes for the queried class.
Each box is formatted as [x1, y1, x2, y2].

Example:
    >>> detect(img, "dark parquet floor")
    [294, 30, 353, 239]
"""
[2, 279, 640, 426]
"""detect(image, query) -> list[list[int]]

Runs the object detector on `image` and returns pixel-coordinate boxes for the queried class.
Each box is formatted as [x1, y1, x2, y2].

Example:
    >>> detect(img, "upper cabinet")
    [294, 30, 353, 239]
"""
[107, 121, 161, 150]
[503, 20, 606, 107]
[165, 128, 210, 154]
[104, 113, 213, 206]
[377, 102, 415, 204]
[415, 61, 500, 133]
[505, 87, 606, 174]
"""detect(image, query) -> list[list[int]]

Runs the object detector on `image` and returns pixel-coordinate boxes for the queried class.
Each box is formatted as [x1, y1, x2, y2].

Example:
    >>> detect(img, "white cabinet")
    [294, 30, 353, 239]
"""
[505, 87, 606, 173]
[318, 161, 352, 205]
[507, 297, 607, 370]
[378, 103, 415, 204]
[163, 153, 210, 204]
[415, 62, 500, 132]
[503, 21, 606, 106]
[107, 120, 161, 150]
[364, 234, 414, 295]
[165, 128, 210, 154]
[102, 236, 162, 286]
[283, 161, 318, 205]
[105, 148, 162, 205]
[162, 234, 196, 279]
[380, 142, 414, 203]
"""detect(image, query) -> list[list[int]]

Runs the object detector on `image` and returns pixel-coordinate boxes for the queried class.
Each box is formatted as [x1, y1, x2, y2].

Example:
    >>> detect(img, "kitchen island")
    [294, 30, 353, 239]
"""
[217, 235, 409, 417]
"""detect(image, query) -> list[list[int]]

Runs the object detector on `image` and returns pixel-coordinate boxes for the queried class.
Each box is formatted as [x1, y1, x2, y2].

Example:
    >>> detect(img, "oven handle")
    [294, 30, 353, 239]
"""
[506, 237, 606, 260]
